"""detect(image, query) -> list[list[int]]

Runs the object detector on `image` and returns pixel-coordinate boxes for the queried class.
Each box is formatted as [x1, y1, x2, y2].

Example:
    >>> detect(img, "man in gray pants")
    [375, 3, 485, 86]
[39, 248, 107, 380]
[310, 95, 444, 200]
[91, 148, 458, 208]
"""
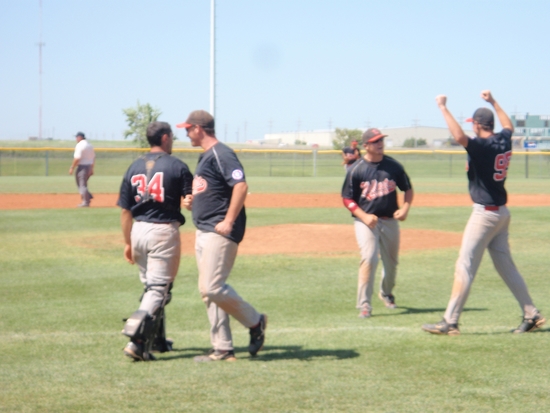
[69, 132, 95, 207]
[422, 91, 545, 335]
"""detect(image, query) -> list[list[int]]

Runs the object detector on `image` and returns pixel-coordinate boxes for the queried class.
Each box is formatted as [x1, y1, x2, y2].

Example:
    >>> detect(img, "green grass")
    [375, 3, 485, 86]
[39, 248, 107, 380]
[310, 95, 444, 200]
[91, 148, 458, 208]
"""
[1, 202, 550, 412]
[1, 174, 549, 195]
[1, 148, 550, 179]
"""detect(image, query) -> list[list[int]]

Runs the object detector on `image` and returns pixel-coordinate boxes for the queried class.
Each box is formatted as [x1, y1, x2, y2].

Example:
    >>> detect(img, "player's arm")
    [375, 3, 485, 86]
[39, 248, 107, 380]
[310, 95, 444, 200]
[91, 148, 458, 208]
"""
[393, 188, 413, 221]
[69, 157, 80, 175]
[436, 95, 469, 148]
[215, 181, 248, 236]
[343, 198, 378, 229]
[481, 90, 514, 133]
[120, 208, 134, 264]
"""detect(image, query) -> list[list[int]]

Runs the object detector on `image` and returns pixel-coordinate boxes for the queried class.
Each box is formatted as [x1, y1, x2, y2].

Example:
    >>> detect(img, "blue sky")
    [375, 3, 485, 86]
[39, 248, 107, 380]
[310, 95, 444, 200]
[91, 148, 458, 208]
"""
[1, 0, 549, 142]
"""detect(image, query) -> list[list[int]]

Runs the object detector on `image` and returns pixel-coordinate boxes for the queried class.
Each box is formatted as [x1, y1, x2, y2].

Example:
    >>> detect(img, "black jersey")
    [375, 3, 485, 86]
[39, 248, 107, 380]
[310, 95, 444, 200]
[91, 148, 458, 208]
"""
[465, 128, 512, 206]
[192, 142, 247, 244]
[342, 146, 361, 165]
[117, 152, 193, 225]
[341, 155, 412, 218]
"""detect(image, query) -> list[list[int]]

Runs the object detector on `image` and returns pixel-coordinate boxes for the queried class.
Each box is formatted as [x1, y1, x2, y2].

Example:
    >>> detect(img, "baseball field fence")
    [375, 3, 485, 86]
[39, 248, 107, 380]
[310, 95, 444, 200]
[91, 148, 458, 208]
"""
[0, 147, 549, 179]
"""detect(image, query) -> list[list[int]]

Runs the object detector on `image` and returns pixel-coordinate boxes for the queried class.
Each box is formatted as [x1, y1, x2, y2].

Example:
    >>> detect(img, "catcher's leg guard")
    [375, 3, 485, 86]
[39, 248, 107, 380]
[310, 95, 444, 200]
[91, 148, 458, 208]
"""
[122, 310, 156, 342]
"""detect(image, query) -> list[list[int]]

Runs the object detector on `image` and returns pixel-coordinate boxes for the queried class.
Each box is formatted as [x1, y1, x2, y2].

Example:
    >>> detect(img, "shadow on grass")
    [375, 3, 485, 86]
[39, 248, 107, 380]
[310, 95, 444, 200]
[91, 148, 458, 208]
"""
[246, 345, 360, 362]
[372, 306, 488, 316]
[156, 345, 359, 362]
[465, 326, 550, 336]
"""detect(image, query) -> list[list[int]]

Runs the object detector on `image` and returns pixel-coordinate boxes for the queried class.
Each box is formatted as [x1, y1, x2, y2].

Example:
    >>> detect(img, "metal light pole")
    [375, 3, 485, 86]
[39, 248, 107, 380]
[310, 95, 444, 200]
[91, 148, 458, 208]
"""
[210, 0, 216, 117]
[38, 0, 45, 139]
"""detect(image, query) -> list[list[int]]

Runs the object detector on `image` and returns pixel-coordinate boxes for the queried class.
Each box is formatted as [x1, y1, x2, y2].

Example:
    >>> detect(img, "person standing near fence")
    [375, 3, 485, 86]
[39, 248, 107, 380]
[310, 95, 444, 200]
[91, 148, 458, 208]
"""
[177, 110, 267, 362]
[342, 139, 361, 171]
[422, 90, 545, 335]
[342, 128, 413, 318]
[69, 132, 95, 207]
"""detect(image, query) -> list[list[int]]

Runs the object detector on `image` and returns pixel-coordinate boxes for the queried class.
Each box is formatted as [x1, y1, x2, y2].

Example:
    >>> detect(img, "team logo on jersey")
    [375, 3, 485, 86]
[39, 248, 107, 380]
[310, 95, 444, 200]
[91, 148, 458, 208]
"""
[232, 169, 244, 180]
[360, 178, 396, 201]
[193, 175, 207, 195]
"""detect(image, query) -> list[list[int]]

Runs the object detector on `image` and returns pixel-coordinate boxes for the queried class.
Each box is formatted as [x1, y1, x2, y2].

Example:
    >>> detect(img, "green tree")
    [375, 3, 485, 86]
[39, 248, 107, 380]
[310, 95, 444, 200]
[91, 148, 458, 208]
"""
[403, 137, 427, 148]
[122, 101, 162, 147]
[332, 128, 363, 150]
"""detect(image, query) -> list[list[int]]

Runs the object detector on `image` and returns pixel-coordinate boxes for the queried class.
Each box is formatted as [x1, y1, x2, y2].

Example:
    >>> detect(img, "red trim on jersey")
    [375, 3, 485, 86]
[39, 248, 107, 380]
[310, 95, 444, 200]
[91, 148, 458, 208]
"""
[343, 198, 358, 212]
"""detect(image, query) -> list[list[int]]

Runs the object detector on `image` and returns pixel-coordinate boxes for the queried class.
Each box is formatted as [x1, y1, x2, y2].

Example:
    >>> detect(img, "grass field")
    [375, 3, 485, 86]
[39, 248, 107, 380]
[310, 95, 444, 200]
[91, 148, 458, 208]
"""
[1, 177, 550, 412]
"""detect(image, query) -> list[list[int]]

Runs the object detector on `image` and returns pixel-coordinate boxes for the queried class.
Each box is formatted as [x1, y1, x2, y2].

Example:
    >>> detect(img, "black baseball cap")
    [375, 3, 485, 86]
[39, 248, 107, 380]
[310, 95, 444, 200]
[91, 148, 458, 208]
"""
[362, 128, 387, 144]
[75, 132, 85, 138]
[176, 110, 215, 129]
[466, 108, 494, 128]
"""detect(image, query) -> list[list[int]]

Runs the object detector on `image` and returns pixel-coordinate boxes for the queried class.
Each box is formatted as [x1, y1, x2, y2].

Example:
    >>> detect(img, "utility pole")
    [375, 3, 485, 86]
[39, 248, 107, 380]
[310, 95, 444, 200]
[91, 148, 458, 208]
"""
[37, 0, 45, 139]
[210, 0, 216, 116]
[412, 117, 419, 148]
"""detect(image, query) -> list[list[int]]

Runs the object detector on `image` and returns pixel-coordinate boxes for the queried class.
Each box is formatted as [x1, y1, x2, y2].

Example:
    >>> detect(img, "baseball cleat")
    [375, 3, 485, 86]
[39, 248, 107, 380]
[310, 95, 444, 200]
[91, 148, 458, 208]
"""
[194, 349, 236, 362]
[248, 314, 267, 356]
[378, 292, 396, 309]
[512, 312, 546, 333]
[358, 308, 371, 318]
[421, 319, 460, 335]
[123, 341, 156, 361]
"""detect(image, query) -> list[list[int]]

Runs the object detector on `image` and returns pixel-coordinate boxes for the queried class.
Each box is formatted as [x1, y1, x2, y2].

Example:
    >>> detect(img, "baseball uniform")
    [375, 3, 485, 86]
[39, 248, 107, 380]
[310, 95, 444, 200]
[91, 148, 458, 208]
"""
[443, 129, 540, 325]
[73, 138, 95, 206]
[192, 142, 262, 353]
[424, 94, 545, 334]
[118, 151, 193, 356]
[342, 155, 412, 316]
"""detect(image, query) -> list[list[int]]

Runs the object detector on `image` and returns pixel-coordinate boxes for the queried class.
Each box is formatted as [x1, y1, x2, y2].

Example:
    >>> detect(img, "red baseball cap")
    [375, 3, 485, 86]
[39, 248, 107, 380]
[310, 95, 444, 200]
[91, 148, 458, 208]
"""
[176, 110, 215, 129]
[362, 128, 387, 143]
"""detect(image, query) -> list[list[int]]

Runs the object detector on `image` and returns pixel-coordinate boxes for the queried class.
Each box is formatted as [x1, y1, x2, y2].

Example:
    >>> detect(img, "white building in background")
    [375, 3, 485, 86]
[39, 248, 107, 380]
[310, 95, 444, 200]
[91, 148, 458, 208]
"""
[263, 126, 474, 148]
[263, 130, 335, 147]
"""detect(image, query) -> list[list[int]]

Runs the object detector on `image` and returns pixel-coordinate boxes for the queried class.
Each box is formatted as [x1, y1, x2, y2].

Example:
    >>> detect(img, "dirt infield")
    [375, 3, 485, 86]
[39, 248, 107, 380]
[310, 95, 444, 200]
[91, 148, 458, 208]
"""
[1, 192, 550, 210]
[5, 192, 547, 255]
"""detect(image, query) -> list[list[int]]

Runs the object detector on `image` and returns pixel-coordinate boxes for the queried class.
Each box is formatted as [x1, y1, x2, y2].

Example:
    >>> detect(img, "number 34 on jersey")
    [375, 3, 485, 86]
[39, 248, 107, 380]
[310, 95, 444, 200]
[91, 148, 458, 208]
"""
[131, 173, 165, 203]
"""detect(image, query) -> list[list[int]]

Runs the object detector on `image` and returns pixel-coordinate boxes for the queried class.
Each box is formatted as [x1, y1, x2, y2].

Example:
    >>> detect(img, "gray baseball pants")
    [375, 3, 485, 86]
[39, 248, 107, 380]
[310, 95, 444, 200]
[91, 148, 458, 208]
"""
[354, 218, 400, 311]
[131, 221, 181, 316]
[75, 164, 93, 205]
[444, 204, 537, 324]
[195, 230, 260, 351]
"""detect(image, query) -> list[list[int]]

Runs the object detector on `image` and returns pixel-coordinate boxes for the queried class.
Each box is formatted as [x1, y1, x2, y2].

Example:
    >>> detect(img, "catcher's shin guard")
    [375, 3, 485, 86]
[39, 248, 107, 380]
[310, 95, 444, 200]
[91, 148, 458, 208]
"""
[122, 310, 156, 342]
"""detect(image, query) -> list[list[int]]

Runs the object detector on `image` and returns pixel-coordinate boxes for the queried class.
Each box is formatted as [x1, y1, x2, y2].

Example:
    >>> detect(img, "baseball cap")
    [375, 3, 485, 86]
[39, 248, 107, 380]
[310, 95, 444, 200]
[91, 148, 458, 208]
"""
[362, 128, 387, 144]
[466, 107, 494, 128]
[176, 110, 215, 129]
[75, 132, 85, 138]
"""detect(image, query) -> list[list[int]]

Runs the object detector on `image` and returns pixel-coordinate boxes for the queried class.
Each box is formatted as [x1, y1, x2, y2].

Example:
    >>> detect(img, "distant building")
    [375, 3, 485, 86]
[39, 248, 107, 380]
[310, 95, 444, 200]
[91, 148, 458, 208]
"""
[511, 114, 550, 149]
[263, 126, 474, 148]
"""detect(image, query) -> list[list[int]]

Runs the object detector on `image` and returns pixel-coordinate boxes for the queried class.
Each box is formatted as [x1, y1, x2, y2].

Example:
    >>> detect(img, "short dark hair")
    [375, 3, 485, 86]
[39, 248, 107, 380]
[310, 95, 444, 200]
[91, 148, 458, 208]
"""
[146, 121, 172, 147]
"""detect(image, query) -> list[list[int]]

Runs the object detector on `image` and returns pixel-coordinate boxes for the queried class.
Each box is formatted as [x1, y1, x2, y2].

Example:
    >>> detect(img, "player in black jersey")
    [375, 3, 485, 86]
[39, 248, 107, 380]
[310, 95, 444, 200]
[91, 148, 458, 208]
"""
[117, 121, 193, 361]
[423, 91, 545, 335]
[177, 110, 266, 362]
[342, 128, 413, 318]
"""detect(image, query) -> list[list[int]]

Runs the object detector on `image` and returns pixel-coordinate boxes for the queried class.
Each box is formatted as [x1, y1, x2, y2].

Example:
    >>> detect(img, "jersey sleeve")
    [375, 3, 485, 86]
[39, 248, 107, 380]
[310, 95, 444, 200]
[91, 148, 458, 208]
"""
[341, 169, 356, 200]
[117, 170, 134, 210]
[179, 163, 194, 196]
[220, 150, 246, 187]
[395, 167, 412, 192]
[73, 142, 83, 159]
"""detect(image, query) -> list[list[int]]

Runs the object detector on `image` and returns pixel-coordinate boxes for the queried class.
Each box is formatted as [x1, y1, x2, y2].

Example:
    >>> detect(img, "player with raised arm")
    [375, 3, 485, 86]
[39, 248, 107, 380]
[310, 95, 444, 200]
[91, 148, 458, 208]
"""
[422, 91, 545, 335]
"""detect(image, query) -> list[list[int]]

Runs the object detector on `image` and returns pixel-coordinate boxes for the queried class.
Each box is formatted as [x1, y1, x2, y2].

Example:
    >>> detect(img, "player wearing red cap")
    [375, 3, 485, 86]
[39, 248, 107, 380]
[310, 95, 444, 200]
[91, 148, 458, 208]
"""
[342, 128, 413, 318]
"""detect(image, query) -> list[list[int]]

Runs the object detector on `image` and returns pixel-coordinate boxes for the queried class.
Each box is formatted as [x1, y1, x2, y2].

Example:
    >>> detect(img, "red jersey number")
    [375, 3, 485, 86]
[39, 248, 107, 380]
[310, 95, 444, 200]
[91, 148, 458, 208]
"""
[493, 151, 512, 181]
[131, 172, 165, 202]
